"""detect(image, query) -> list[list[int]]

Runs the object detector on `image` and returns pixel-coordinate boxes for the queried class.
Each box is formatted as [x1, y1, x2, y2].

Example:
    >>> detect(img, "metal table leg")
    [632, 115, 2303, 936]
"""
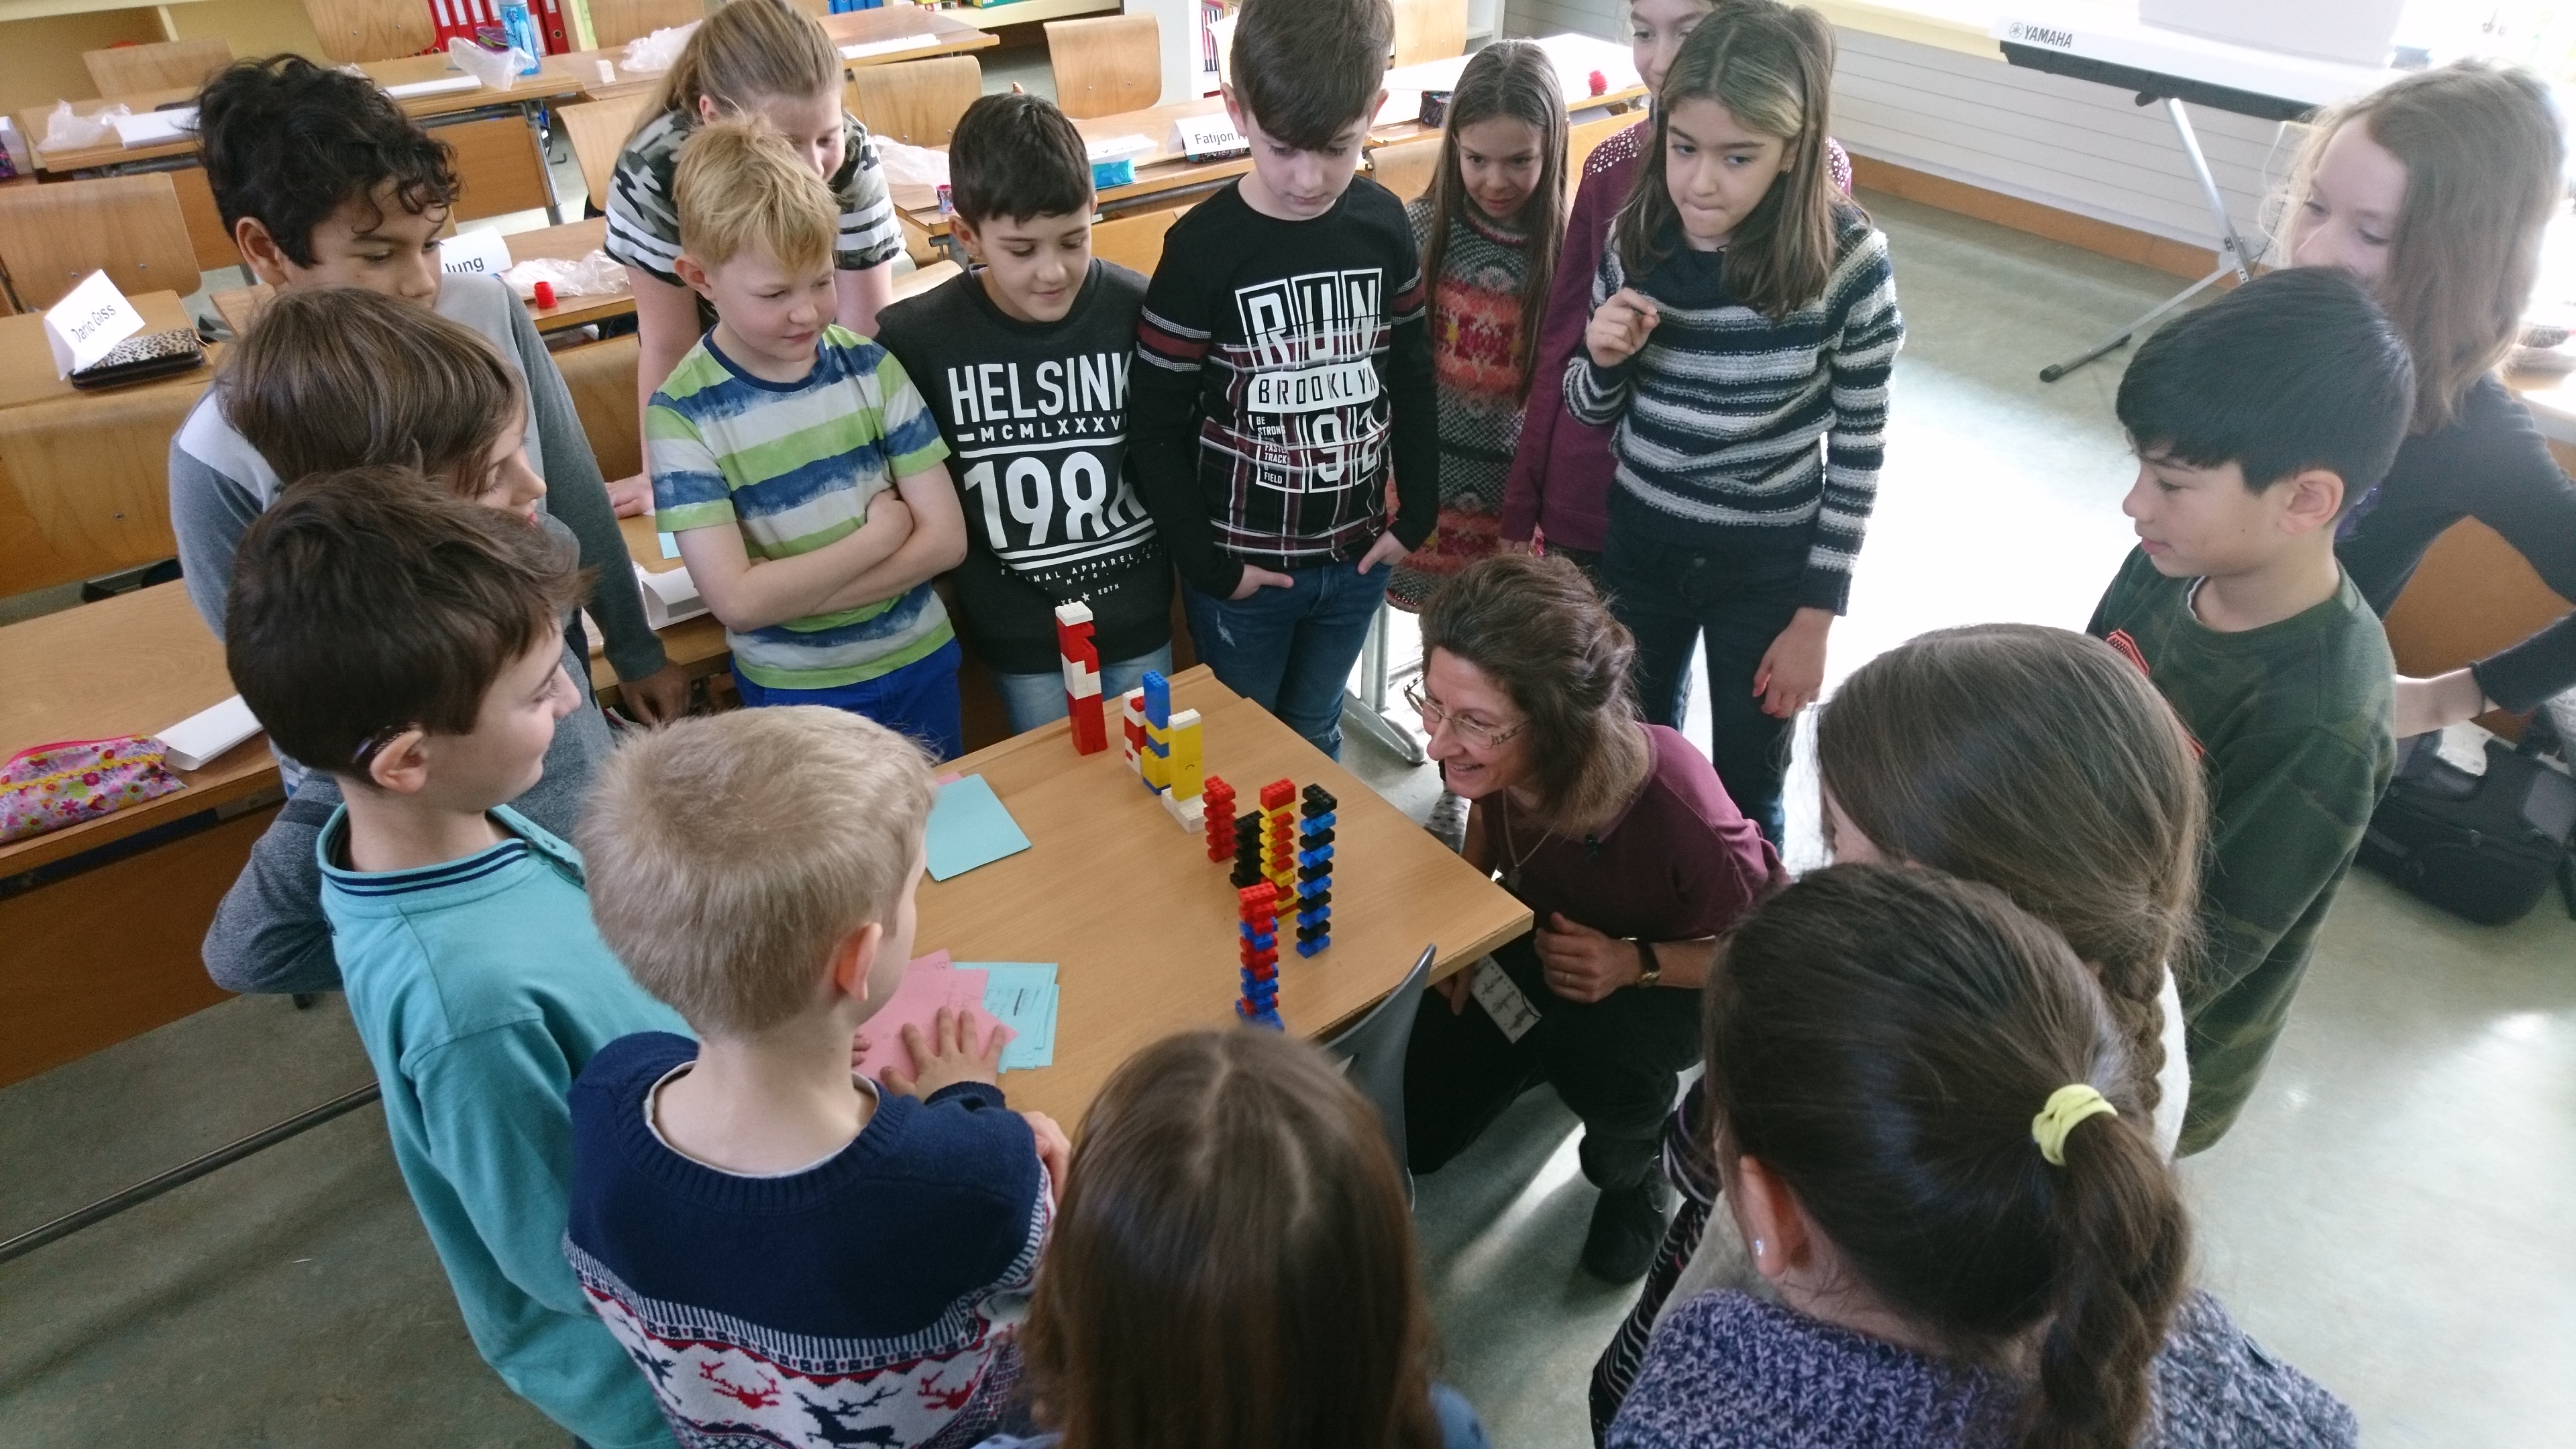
[2041, 97, 2259, 384]
[1341, 599, 1427, 765]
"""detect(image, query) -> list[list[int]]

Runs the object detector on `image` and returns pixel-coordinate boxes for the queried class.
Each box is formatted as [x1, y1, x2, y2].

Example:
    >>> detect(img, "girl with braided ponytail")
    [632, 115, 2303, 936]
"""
[1591, 623, 2207, 1436]
[1399, 554, 1786, 1283]
[1607, 863, 2353, 1448]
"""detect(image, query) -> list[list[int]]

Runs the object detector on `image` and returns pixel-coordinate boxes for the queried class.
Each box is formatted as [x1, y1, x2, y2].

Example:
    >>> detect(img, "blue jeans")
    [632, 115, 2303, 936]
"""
[1183, 565, 1389, 759]
[991, 643, 1176, 735]
[732, 636, 965, 762]
[1601, 530, 1806, 844]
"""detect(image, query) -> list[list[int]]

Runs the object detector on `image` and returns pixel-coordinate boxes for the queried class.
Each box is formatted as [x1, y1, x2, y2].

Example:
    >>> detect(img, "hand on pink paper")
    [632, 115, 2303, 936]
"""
[885, 1006, 1004, 1098]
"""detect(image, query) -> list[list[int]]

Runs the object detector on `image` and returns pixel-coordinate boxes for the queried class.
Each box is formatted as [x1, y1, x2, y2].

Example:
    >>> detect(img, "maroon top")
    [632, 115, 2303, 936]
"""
[1486, 724, 1786, 943]
[1499, 119, 1649, 553]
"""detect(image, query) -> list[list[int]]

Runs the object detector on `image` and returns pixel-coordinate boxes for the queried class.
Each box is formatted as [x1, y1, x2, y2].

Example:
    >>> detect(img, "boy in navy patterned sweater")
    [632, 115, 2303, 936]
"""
[1130, 0, 1436, 758]
[565, 706, 1069, 1449]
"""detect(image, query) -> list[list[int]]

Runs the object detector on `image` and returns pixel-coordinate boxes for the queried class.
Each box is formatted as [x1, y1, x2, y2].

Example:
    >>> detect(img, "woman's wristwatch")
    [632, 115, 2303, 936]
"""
[1633, 938, 1661, 989]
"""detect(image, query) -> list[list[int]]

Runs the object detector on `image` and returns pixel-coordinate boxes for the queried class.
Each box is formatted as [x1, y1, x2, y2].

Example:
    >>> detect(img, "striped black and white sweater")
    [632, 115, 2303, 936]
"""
[1566, 212, 1902, 612]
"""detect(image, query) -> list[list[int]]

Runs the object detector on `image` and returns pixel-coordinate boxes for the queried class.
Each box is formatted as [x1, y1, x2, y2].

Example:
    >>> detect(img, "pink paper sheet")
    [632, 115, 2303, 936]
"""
[853, 951, 1012, 1083]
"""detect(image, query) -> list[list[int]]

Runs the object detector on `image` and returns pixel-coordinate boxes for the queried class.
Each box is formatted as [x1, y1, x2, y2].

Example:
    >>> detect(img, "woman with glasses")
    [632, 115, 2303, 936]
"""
[1401, 554, 1786, 1283]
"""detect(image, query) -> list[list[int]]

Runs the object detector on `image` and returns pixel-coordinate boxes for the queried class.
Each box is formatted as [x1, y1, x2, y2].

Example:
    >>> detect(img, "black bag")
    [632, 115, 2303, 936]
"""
[2359, 716, 2576, 926]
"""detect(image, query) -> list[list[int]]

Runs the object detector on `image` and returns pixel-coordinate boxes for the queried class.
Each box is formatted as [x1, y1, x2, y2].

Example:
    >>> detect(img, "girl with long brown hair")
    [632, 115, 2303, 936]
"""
[1587, 623, 2208, 1438]
[985, 1030, 1490, 1449]
[1568, 3, 1902, 846]
[1502, 0, 1854, 584]
[1387, 39, 1569, 613]
[1400, 553, 1784, 1285]
[1605, 865, 2354, 1448]
[2284, 60, 2576, 737]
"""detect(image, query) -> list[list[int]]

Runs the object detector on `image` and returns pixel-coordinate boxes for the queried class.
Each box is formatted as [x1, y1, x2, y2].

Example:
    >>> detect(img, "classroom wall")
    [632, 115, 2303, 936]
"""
[1505, 0, 1618, 45]
[1499, 0, 2294, 256]
[167, 0, 329, 66]
[1829, 28, 2291, 256]
[0, 9, 164, 115]
[0, 0, 323, 117]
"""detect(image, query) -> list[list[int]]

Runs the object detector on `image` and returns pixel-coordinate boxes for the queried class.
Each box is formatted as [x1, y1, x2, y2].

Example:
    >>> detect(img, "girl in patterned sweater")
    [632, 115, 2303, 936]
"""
[1387, 40, 1568, 612]
[1610, 865, 2355, 1449]
[1572, 4, 1902, 843]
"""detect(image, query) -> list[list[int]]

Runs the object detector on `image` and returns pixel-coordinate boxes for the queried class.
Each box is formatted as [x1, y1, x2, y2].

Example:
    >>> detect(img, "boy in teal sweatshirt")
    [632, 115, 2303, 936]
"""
[224, 468, 686, 1448]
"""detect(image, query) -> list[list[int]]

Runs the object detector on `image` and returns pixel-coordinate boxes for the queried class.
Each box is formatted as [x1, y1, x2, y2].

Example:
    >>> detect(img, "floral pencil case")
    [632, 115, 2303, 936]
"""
[0, 736, 184, 844]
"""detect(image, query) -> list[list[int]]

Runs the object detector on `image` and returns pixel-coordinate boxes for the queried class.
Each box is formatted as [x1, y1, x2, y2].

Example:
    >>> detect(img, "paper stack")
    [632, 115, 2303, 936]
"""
[851, 953, 1061, 1080]
[972, 963, 1059, 1072]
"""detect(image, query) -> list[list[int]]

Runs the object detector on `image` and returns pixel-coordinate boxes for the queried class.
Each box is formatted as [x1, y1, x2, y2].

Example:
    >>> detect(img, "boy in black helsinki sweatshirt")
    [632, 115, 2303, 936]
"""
[874, 93, 1173, 733]
[1129, 0, 1436, 758]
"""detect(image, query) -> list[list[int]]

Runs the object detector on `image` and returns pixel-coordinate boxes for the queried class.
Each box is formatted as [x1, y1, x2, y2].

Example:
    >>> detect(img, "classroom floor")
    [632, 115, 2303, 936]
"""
[2, 193, 2570, 1448]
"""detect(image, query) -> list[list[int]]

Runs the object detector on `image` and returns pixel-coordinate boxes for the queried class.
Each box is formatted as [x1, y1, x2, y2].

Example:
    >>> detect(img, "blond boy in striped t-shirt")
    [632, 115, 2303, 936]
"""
[651, 121, 969, 757]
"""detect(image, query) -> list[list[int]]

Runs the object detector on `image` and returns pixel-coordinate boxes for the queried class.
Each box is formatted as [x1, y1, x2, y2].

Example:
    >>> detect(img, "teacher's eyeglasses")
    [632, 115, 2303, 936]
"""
[1404, 681, 1527, 749]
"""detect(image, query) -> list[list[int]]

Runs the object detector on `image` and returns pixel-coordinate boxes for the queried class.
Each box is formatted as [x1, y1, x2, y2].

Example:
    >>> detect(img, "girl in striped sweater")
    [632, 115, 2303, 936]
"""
[1572, 3, 1902, 842]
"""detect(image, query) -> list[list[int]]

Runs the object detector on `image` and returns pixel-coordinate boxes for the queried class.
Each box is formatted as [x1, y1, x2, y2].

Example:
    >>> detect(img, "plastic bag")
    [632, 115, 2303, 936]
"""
[875, 138, 949, 189]
[505, 250, 627, 301]
[621, 21, 699, 76]
[42, 100, 127, 152]
[447, 37, 533, 93]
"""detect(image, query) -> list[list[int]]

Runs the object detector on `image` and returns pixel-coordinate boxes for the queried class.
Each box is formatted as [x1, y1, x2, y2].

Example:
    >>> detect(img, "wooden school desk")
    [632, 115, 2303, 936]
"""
[914, 665, 1532, 1125]
[557, 3, 1001, 105]
[0, 582, 273, 1087]
[211, 219, 634, 340]
[889, 33, 1646, 247]
[19, 56, 582, 232]
[0, 290, 211, 411]
[0, 518, 727, 1087]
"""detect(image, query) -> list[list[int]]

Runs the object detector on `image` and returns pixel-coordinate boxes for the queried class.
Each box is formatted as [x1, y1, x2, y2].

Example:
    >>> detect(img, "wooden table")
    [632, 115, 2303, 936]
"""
[19, 55, 581, 175]
[0, 290, 211, 410]
[211, 219, 632, 339]
[557, 4, 1001, 104]
[914, 665, 1531, 1125]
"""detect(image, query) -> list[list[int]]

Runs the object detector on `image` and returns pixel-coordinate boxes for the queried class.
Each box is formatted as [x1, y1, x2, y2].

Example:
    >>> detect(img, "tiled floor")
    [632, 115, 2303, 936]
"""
[3, 192, 2569, 1448]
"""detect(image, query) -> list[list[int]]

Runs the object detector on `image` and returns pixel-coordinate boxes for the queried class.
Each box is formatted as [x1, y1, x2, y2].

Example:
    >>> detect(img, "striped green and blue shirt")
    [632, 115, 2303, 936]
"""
[649, 326, 955, 690]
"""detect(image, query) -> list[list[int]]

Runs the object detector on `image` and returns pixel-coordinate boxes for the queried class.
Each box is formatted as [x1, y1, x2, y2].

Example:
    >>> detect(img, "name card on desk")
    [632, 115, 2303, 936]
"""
[44, 270, 145, 377]
[110, 107, 195, 148]
[635, 561, 707, 629]
[1169, 113, 1247, 161]
[157, 695, 262, 772]
[439, 229, 515, 278]
[842, 33, 936, 60]
[383, 74, 481, 100]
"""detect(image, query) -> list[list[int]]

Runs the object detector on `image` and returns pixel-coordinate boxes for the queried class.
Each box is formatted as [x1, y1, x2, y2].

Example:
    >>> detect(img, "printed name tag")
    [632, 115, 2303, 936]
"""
[1169, 113, 1247, 158]
[44, 270, 145, 376]
[1468, 957, 1544, 1043]
[1246, 359, 1380, 414]
[439, 229, 514, 278]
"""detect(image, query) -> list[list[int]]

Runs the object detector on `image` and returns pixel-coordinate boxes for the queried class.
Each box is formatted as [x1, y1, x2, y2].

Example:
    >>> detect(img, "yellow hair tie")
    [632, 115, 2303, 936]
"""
[2031, 1084, 2118, 1166]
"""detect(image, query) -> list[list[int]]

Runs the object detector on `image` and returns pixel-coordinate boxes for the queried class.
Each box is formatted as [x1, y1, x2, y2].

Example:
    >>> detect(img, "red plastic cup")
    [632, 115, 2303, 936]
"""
[533, 280, 557, 310]
[1589, 68, 1608, 96]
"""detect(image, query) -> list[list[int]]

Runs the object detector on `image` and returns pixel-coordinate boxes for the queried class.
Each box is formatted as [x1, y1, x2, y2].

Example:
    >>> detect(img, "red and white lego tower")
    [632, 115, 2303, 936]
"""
[1055, 602, 1107, 754]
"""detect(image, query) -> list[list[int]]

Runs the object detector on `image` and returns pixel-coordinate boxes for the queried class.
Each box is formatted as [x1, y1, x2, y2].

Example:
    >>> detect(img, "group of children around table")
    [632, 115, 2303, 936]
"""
[154, 0, 2563, 1438]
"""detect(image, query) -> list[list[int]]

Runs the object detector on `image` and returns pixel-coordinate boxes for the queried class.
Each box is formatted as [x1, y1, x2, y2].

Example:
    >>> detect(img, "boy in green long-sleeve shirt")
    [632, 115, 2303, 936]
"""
[2088, 268, 2410, 1155]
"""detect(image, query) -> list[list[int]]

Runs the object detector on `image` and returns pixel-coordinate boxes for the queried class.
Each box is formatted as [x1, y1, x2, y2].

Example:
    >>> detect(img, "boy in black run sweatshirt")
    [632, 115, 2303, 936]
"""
[875, 94, 1172, 733]
[881, 91, 1175, 727]
[1130, 0, 1436, 758]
